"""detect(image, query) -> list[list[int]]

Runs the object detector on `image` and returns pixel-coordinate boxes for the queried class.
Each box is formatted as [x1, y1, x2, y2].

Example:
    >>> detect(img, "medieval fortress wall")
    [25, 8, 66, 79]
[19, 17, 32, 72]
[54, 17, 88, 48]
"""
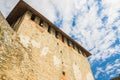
[0, 11, 94, 80]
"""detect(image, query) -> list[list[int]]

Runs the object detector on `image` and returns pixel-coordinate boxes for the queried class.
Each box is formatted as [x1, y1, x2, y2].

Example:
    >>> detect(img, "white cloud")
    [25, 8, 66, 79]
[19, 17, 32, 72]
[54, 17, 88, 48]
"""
[95, 67, 104, 78]
[95, 59, 120, 79]
[105, 61, 120, 75]
[101, 0, 120, 26]
[25, 0, 57, 22]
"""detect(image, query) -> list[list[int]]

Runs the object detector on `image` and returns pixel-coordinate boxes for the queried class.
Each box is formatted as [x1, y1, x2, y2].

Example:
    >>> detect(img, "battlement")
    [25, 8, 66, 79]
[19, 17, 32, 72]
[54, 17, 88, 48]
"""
[6, 0, 91, 57]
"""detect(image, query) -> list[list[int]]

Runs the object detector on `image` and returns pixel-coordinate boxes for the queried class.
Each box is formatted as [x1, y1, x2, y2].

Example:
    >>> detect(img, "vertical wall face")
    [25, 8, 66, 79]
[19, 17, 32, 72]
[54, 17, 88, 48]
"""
[0, 12, 38, 80]
[0, 11, 93, 80]
[14, 11, 94, 80]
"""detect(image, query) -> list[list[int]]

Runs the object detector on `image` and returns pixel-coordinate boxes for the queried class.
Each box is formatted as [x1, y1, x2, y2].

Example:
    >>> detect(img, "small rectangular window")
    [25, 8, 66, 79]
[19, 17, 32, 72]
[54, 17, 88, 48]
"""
[67, 39, 70, 46]
[48, 25, 51, 33]
[31, 14, 35, 21]
[55, 31, 58, 38]
[39, 20, 43, 27]
[78, 49, 80, 53]
[62, 35, 64, 42]
[72, 43, 75, 49]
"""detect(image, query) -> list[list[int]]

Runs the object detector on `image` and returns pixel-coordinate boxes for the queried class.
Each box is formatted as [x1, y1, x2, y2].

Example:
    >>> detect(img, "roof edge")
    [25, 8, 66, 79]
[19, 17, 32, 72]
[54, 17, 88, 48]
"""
[6, 0, 92, 57]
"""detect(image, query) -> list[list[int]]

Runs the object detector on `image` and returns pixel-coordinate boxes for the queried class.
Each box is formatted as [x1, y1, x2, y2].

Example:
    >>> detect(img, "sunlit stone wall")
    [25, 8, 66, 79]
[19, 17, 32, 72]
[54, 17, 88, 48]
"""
[0, 11, 94, 80]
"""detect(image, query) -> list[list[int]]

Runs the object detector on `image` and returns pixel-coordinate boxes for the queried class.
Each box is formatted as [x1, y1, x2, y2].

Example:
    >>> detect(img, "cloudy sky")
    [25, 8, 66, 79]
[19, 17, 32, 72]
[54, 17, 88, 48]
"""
[0, 0, 120, 80]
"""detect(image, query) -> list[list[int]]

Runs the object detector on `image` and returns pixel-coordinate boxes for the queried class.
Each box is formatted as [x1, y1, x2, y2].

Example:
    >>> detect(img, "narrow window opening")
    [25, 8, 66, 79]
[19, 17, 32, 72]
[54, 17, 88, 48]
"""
[62, 71, 65, 76]
[39, 20, 43, 27]
[78, 48, 81, 53]
[73, 43, 75, 49]
[67, 39, 70, 46]
[31, 14, 35, 21]
[60, 51, 62, 53]
[55, 31, 58, 38]
[48, 25, 51, 33]
[62, 35, 64, 42]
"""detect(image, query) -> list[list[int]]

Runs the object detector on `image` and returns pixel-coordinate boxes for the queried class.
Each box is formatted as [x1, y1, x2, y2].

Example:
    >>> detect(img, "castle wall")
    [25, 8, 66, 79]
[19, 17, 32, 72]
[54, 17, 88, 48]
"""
[15, 11, 94, 80]
[0, 11, 94, 80]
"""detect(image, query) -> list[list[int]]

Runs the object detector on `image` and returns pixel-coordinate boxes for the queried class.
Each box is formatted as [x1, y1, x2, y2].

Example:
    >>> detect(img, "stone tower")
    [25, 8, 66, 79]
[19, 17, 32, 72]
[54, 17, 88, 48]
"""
[0, 0, 94, 80]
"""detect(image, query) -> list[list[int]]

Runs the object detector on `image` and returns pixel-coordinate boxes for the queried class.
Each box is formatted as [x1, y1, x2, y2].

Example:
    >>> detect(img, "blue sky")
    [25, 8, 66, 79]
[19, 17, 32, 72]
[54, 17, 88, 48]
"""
[0, 0, 120, 80]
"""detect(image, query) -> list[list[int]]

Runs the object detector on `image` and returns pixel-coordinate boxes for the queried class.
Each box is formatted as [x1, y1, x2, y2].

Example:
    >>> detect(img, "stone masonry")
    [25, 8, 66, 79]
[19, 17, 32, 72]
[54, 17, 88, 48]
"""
[0, 1, 94, 80]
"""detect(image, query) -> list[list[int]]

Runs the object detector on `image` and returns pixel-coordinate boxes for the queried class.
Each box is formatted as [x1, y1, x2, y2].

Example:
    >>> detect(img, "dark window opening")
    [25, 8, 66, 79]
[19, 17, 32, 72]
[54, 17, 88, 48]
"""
[39, 20, 43, 27]
[48, 25, 51, 33]
[57, 42, 59, 45]
[67, 39, 70, 46]
[55, 31, 59, 38]
[73, 44, 75, 49]
[62, 71, 65, 76]
[31, 14, 35, 21]
[78, 48, 81, 53]
[62, 35, 64, 42]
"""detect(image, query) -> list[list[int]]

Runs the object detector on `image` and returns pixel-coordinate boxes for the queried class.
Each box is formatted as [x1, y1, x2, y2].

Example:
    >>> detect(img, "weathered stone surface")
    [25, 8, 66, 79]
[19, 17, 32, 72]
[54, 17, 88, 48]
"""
[0, 12, 35, 80]
[0, 12, 94, 80]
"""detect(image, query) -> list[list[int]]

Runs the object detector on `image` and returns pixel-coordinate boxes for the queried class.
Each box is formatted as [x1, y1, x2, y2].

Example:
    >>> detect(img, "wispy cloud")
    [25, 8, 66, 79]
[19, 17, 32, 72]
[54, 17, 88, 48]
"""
[94, 59, 120, 79]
